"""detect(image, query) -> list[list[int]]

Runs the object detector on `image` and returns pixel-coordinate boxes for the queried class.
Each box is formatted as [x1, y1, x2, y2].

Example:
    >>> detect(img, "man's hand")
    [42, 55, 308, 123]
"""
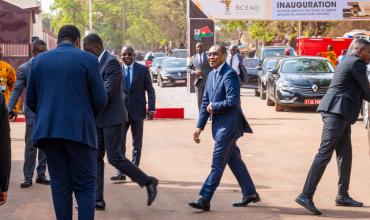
[195, 70, 203, 77]
[193, 128, 202, 144]
[8, 111, 17, 122]
[148, 111, 155, 120]
[0, 192, 8, 206]
[207, 103, 213, 114]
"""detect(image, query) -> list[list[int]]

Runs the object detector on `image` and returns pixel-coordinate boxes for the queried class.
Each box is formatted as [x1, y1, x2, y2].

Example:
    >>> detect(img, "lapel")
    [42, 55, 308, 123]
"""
[130, 62, 139, 91]
[210, 64, 227, 101]
[99, 51, 108, 74]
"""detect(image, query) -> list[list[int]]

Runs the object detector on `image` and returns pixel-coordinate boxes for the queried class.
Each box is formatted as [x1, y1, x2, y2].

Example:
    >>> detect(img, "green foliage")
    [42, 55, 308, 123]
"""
[48, 0, 186, 52]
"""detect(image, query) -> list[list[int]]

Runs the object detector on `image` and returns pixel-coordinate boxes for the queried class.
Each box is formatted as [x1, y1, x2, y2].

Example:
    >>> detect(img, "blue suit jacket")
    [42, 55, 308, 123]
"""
[7, 59, 35, 122]
[26, 43, 107, 149]
[122, 62, 155, 121]
[197, 63, 252, 142]
[95, 51, 127, 128]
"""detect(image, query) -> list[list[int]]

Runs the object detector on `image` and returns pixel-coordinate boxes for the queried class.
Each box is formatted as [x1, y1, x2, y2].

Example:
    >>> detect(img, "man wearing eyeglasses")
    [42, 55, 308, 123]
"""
[189, 45, 259, 211]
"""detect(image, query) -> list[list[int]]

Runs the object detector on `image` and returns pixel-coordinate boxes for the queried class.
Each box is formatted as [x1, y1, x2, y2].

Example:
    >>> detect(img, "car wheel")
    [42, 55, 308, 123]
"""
[266, 85, 274, 106]
[363, 101, 369, 128]
[274, 90, 285, 111]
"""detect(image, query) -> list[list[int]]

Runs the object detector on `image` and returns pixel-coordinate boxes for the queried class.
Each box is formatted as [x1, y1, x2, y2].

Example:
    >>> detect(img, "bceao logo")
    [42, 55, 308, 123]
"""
[220, 0, 232, 14]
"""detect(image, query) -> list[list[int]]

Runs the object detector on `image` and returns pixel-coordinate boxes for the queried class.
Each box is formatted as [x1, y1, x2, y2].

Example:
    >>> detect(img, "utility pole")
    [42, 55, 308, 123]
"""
[88, 0, 92, 32]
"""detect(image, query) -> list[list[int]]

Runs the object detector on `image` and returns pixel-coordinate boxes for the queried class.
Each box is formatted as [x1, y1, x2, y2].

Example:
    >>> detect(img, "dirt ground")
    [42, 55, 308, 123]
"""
[1, 86, 370, 220]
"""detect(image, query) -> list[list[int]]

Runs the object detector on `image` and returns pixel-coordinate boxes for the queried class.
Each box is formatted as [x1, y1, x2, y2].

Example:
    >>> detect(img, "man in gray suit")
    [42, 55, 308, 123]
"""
[187, 42, 212, 110]
[8, 39, 50, 188]
[83, 34, 158, 210]
[296, 39, 370, 215]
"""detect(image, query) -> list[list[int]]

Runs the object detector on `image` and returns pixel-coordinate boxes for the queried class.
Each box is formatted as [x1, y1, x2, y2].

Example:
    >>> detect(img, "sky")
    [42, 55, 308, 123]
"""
[41, 0, 53, 13]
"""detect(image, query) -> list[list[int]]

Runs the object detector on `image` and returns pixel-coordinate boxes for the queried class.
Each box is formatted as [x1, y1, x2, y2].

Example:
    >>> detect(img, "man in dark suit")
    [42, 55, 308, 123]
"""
[189, 45, 260, 211]
[111, 46, 156, 180]
[0, 92, 11, 206]
[26, 25, 107, 220]
[83, 34, 158, 210]
[296, 39, 370, 215]
[8, 39, 50, 188]
[187, 42, 212, 110]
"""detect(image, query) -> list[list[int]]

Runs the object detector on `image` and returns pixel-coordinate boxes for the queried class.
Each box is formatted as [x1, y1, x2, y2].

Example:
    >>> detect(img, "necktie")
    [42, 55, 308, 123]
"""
[213, 70, 218, 90]
[125, 67, 131, 90]
[230, 56, 233, 67]
[199, 54, 203, 66]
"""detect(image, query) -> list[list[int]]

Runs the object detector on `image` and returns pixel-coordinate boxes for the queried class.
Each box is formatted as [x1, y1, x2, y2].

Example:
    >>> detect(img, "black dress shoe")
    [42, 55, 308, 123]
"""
[36, 175, 51, 185]
[146, 177, 158, 206]
[188, 197, 210, 211]
[295, 195, 321, 215]
[20, 179, 33, 188]
[110, 173, 126, 181]
[95, 200, 106, 210]
[233, 192, 261, 207]
[336, 196, 363, 207]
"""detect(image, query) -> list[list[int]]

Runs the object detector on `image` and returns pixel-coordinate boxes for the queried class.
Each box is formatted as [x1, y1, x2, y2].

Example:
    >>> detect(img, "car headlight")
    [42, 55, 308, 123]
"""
[161, 71, 170, 77]
[278, 82, 296, 92]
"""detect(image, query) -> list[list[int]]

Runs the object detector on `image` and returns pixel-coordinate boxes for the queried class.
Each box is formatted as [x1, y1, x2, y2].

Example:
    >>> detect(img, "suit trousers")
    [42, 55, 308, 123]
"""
[97, 124, 150, 201]
[199, 138, 256, 201]
[302, 112, 352, 198]
[23, 118, 47, 179]
[195, 86, 205, 111]
[122, 119, 144, 166]
[41, 141, 97, 220]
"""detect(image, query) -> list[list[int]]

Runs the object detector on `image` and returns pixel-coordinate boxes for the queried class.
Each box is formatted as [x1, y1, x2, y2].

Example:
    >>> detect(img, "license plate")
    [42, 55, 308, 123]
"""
[304, 99, 320, 105]
[175, 80, 186, 84]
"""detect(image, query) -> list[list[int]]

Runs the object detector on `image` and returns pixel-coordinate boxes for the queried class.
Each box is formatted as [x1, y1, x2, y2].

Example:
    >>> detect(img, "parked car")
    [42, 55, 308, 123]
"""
[255, 46, 297, 65]
[266, 56, 334, 111]
[241, 58, 259, 91]
[169, 49, 188, 58]
[256, 57, 282, 99]
[157, 58, 187, 87]
[150, 57, 169, 83]
[144, 52, 166, 68]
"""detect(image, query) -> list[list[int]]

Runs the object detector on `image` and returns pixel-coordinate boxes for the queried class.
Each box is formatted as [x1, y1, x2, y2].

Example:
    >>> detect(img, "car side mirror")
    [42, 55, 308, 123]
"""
[270, 68, 278, 75]
[157, 66, 161, 69]
[257, 66, 262, 71]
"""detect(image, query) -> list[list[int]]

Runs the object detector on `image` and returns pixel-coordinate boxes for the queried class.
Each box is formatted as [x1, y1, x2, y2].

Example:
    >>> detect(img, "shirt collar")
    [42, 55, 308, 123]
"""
[98, 50, 106, 63]
[215, 62, 225, 73]
[123, 62, 134, 69]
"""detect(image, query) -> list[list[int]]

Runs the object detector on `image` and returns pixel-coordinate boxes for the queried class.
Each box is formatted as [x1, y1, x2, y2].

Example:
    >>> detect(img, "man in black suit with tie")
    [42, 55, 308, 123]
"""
[111, 46, 156, 180]
[187, 42, 212, 110]
[296, 39, 370, 215]
[83, 35, 158, 210]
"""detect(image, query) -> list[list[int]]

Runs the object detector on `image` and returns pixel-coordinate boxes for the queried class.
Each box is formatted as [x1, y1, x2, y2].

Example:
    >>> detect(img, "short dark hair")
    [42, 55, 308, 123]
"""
[57, 25, 81, 44]
[83, 33, 103, 47]
[32, 39, 47, 48]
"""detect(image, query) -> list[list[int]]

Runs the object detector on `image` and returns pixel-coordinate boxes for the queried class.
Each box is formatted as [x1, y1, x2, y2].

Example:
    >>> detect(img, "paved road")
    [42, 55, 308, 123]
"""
[1, 86, 370, 220]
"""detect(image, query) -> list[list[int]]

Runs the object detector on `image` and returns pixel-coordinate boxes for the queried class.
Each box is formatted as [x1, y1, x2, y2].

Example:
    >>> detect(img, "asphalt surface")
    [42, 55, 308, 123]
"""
[1, 85, 370, 220]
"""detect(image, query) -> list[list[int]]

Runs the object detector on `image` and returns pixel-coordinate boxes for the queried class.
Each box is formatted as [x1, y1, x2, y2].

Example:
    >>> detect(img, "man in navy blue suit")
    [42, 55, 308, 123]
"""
[111, 46, 156, 180]
[26, 25, 107, 220]
[189, 45, 260, 211]
[83, 34, 158, 210]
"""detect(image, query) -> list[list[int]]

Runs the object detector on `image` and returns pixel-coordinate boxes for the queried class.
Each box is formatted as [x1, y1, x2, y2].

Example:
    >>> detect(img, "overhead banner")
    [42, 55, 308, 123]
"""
[191, 0, 370, 20]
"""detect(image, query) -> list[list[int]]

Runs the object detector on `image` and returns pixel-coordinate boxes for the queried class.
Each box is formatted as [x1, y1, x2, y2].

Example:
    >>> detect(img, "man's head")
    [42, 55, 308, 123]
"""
[83, 34, 104, 57]
[229, 44, 238, 56]
[207, 45, 227, 69]
[121, 46, 135, 65]
[57, 25, 81, 48]
[32, 39, 47, 57]
[351, 39, 370, 64]
[327, 44, 333, 52]
[195, 42, 204, 54]
[284, 48, 291, 56]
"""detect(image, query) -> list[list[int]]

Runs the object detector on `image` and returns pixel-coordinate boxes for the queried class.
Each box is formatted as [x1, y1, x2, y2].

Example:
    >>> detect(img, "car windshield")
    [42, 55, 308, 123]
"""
[153, 53, 166, 58]
[264, 59, 278, 70]
[163, 59, 187, 68]
[263, 48, 296, 59]
[171, 50, 187, 58]
[152, 58, 167, 67]
[281, 58, 334, 74]
[243, 58, 259, 68]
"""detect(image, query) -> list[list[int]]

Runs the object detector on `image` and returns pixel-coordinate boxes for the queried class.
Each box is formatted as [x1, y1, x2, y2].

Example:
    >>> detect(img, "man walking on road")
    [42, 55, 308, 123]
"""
[187, 42, 212, 110]
[189, 45, 259, 211]
[83, 35, 158, 210]
[26, 25, 107, 220]
[296, 39, 370, 215]
[111, 46, 156, 181]
[8, 39, 50, 188]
